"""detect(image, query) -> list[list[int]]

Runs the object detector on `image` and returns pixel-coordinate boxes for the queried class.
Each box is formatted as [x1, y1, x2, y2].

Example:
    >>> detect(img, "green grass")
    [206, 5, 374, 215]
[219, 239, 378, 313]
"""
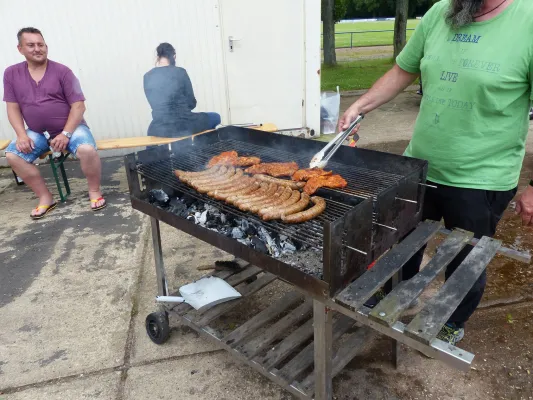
[321, 58, 394, 91]
[321, 19, 420, 48]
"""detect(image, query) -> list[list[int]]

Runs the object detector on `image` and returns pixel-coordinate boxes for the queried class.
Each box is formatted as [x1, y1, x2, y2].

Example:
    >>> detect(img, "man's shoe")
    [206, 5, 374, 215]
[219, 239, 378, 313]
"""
[436, 323, 465, 345]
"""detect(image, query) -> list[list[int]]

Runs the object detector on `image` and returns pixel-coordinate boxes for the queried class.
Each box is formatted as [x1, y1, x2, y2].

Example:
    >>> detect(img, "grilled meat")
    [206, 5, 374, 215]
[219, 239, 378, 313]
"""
[254, 174, 305, 189]
[303, 175, 348, 195]
[281, 196, 326, 223]
[207, 151, 261, 168]
[207, 151, 238, 168]
[245, 162, 299, 177]
[292, 168, 332, 182]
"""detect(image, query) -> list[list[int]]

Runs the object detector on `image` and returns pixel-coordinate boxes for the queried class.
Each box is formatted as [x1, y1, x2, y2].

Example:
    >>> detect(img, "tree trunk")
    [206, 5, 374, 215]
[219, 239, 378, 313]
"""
[322, 0, 336, 66]
[393, 0, 409, 59]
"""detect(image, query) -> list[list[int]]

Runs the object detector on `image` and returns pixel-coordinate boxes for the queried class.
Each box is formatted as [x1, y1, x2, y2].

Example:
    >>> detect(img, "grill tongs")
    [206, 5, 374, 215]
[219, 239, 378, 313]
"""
[309, 114, 364, 169]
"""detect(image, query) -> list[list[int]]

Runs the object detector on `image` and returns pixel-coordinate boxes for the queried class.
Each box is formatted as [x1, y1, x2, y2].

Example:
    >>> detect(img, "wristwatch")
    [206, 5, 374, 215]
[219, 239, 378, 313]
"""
[62, 130, 72, 139]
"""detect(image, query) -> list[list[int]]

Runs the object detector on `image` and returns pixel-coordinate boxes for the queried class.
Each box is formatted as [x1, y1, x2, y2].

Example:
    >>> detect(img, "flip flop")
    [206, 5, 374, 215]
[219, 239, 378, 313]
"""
[31, 203, 57, 220]
[90, 196, 107, 211]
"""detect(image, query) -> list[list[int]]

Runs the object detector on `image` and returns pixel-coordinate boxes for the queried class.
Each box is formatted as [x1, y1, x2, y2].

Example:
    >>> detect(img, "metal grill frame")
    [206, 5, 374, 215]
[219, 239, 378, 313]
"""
[125, 126, 428, 298]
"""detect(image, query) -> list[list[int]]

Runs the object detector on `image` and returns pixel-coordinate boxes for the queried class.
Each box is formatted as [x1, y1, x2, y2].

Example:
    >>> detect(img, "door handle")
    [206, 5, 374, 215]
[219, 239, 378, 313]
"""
[228, 36, 242, 52]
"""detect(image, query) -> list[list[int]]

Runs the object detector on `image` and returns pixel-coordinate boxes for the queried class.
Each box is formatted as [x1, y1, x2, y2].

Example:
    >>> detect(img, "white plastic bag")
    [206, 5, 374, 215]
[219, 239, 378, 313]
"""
[320, 86, 340, 135]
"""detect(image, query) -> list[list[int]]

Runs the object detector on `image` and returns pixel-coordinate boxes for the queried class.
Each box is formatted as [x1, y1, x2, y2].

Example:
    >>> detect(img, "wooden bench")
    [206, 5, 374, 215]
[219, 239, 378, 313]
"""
[1, 123, 277, 202]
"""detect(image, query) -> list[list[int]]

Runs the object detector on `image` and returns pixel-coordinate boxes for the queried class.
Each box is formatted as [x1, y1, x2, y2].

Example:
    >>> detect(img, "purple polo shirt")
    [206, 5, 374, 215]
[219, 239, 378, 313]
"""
[3, 60, 87, 138]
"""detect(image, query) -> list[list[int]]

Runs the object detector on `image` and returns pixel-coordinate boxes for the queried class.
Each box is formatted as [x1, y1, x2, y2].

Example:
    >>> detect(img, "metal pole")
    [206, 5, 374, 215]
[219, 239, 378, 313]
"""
[390, 270, 402, 369]
[350, 32, 353, 48]
[313, 300, 333, 400]
[150, 217, 168, 296]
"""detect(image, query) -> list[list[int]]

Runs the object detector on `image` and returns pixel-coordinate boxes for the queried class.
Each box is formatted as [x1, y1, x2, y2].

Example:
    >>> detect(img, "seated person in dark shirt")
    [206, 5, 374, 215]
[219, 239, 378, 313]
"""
[143, 43, 221, 138]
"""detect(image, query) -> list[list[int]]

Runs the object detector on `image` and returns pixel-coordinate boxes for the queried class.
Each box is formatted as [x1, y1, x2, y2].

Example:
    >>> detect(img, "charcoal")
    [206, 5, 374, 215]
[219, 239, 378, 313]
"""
[169, 198, 188, 216]
[181, 194, 197, 207]
[231, 227, 245, 239]
[148, 189, 170, 207]
[250, 236, 269, 254]
[194, 210, 208, 226]
[258, 227, 281, 257]
[220, 213, 228, 224]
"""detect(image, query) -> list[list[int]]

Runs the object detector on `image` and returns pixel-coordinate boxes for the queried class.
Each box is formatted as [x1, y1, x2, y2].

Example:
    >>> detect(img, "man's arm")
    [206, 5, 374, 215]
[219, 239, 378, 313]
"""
[63, 101, 86, 133]
[50, 101, 86, 152]
[338, 64, 419, 130]
[7, 102, 34, 153]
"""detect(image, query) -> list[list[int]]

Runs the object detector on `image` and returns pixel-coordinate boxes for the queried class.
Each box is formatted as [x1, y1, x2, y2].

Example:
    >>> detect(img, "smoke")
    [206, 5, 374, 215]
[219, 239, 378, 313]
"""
[446, 0, 484, 29]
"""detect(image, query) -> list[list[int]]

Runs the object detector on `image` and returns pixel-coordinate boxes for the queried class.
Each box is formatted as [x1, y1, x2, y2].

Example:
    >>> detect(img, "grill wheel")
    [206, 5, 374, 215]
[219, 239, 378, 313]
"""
[145, 312, 170, 345]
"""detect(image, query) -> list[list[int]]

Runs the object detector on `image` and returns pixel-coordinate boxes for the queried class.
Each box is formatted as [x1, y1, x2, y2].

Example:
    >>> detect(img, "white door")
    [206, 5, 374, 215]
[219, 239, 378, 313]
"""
[219, 0, 305, 130]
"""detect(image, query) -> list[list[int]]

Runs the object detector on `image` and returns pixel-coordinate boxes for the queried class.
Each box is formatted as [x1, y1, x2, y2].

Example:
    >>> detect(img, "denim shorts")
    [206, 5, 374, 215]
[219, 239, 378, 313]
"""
[5, 124, 97, 163]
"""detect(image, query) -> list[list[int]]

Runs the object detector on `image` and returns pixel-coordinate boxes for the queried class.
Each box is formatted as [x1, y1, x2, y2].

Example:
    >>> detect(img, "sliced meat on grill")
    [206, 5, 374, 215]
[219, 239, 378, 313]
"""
[303, 174, 348, 195]
[245, 162, 299, 177]
[291, 168, 332, 182]
[207, 151, 261, 168]
[234, 156, 261, 167]
[253, 174, 305, 189]
[207, 151, 238, 168]
[281, 196, 326, 223]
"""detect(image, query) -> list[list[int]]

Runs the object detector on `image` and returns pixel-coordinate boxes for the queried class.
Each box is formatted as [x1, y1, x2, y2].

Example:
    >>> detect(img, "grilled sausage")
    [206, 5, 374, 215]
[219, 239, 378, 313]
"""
[216, 181, 262, 201]
[209, 177, 258, 199]
[175, 166, 220, 179]
[177, 166, 227, 183]
[249, 187, 292, 213]
[262, 193, 310, 221]
[195, 169, 244, 192]
[281, 196, 326, 224]
[259, 189, 300, 218]
[253, 174, 305, 190]
[232, 183, 278, 208]
[226, 182, 269, 203]
[189, 167, 237, 188]
[237, 184, 281, 211]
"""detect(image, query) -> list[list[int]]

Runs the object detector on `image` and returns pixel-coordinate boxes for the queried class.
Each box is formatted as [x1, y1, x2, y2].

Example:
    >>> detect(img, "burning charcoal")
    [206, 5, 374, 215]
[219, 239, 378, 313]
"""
[244, 223, 258, 237]
[238, 238, 252, 247]
[280, 237, 297, 254]
[148, 189, 170, 207]
[219, 226, 233, 237]
[258, 227, 281, 257]
[231, 227, 245, 239]
[250, 236, 268, 254]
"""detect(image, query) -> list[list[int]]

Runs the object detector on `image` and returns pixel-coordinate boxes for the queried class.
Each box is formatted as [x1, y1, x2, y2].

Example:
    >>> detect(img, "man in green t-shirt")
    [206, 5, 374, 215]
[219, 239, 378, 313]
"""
[340, 0, 533, 345]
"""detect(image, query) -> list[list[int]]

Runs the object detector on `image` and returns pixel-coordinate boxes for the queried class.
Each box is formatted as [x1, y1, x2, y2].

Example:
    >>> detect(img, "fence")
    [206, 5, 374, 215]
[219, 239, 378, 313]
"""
[321, 29, 415, 49]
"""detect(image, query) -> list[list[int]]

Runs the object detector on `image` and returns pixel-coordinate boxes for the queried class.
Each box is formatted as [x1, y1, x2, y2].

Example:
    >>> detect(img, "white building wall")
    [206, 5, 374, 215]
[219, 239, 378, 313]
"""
[0, 0, 228, 141]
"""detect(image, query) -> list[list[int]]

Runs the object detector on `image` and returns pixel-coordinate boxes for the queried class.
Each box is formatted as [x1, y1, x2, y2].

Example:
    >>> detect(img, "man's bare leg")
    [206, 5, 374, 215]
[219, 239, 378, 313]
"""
[6, 153, 54, 216]
[76, 145, 105, 209]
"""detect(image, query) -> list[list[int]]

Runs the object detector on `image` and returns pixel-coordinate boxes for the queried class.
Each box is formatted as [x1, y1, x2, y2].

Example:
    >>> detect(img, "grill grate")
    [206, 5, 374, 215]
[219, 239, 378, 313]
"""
[136, 139, 404, 250]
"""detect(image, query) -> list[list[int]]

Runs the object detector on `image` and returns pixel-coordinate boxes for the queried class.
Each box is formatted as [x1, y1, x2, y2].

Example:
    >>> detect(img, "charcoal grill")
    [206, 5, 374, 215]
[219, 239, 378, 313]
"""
[125, 126, 528, 399]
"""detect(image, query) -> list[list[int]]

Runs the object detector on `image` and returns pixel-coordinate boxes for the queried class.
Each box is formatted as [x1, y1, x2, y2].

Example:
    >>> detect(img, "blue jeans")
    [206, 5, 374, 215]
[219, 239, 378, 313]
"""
[5, 125, 97, 163]
[206, 112, 221, 129]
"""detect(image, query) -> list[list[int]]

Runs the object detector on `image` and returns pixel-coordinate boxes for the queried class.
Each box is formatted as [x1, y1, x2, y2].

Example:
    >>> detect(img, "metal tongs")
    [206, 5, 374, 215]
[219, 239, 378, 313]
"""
[309, 114, 364, 169]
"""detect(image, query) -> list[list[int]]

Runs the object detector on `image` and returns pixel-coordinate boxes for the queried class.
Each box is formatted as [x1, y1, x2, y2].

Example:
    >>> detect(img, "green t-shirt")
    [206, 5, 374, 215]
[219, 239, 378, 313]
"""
[397, 0, 533, 190]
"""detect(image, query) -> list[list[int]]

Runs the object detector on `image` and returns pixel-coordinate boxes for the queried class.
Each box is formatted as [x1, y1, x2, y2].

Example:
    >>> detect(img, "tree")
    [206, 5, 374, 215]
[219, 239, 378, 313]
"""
[322, 0, 337, 66]
[393, 0, 409, 58]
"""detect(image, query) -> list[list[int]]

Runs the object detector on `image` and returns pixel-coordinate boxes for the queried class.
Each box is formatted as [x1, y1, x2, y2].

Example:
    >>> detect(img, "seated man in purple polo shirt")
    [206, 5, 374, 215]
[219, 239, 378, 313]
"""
[4, 27, 106, 219]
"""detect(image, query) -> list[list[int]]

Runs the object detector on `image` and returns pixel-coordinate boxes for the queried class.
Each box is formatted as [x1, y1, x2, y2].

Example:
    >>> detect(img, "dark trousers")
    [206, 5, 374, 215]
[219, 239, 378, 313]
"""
[390, 181, 516, 328]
